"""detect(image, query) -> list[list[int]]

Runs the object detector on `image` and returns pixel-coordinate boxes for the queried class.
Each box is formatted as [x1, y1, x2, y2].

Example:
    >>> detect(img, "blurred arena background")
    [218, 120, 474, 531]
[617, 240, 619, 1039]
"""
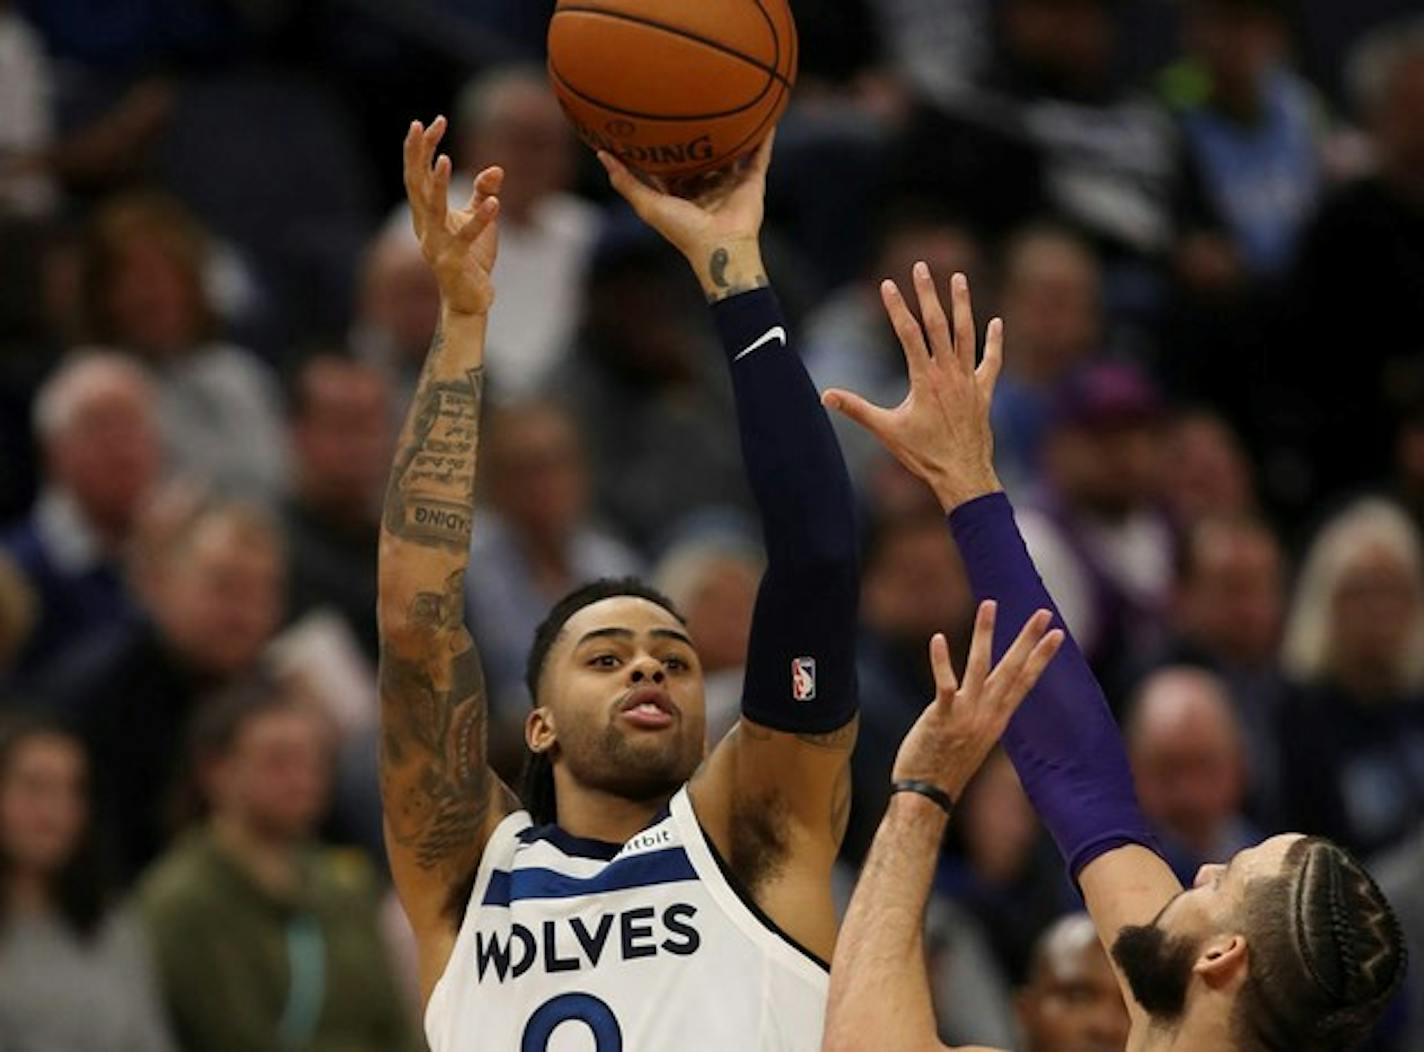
[0, 0, 1423, 1048]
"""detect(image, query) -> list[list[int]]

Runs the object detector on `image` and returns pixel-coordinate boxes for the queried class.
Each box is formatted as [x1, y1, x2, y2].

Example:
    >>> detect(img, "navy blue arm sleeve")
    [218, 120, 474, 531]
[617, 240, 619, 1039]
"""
[710, 288, 859, 733]
[947, 492, 1159, 879]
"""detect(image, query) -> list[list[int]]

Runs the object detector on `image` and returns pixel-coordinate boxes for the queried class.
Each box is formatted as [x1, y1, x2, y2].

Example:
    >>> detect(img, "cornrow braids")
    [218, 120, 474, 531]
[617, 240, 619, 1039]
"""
[1236, 837, 1407, 1052]
[519, 578, 687, 825]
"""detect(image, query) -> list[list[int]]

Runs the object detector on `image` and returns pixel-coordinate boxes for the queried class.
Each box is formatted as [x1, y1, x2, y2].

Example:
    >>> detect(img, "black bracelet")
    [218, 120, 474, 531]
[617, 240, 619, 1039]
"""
[890, 779, 954, 816]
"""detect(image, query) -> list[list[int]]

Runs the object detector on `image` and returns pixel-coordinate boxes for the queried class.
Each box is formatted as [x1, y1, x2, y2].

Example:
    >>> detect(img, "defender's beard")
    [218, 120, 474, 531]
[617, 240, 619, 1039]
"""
[1111, 923, 1200, 1023]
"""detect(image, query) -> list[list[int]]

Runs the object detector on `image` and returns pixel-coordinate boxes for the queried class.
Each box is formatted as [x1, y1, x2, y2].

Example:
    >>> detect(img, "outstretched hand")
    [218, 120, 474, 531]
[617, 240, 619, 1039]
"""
[891, 601, 1063, 803]
[599, 134, 774, 301]
[822, 264, 1004, 511]
[403, 116, 502, 317]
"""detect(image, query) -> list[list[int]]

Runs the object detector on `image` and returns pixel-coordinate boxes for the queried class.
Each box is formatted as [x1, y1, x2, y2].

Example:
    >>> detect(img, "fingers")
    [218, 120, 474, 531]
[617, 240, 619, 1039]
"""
[468, 165, 505, 209]
[402, 116, 449, 227]
[1007, 629, 1065, 706]
[747, 128, 776, 182]
[961, 599, 997, 698]
[950, 273, 976, 376]
[978, 317, 1004, 401]
[880, 280, 931, 378]
[929, 632, 959, 700]
[912, 262, 953, 362]
[598, 150, 661, 217]
[429, 152, 452, 227]
[821, 388, 892, 437]
[989, 609, 1054, 700]
[456, 195, 499, 243]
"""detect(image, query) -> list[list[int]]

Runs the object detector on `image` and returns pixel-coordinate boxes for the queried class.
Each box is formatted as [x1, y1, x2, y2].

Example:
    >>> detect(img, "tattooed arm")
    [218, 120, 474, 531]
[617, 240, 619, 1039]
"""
[379, 117, 518, 1005]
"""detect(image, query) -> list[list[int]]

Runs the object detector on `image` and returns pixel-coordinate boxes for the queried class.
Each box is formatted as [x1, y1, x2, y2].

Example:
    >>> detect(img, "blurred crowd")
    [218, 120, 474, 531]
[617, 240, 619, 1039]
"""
[1, 0, 1423, 1049]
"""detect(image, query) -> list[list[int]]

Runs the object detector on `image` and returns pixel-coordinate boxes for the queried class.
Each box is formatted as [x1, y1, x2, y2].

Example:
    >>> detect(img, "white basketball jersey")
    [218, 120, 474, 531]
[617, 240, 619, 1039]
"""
[425, 787, 829, 1051]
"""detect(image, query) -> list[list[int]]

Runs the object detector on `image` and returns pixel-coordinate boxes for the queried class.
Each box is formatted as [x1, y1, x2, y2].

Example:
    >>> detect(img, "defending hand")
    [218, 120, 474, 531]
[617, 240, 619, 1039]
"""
[823, 265, 1003, 511]
[403, 116, 501, 317]
[891, 601, 1063, 803]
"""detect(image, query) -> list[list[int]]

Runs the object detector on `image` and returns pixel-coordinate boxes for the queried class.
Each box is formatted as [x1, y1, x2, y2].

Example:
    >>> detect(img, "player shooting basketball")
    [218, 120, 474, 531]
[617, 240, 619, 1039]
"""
[378, 119, 1063, 1051]
[819, 265, 1407, 1052]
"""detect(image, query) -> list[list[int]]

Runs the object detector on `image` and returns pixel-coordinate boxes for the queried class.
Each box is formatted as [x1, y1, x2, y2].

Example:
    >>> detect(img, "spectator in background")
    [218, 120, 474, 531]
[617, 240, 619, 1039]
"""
[845, 510, 974, 864]
[1157, 514, 1287, 822]
[1018, 362, 1174, 703]
[383, 67, 598, 401]
[0, 0, 56, 218]
[351, 223, 441, 416]
[1157, 408, 1256, 527]
[990, 225, 1104, 488]
[1016, 913, 1130, 1052]
[1, 353, 161, 686]
[139, 686, 416, 1052]
[936, 749, 1075, 987]
[1280, 498, 1424, 856]
[43, 496, 285, 885]
[1126, 666, 1261, 884]
[568, 232, 750, 550]
[465, 401, 641, 769]
[282, 354, 392, 667]
[83, 194, 288, 501]
[805, 205, 986, 482]
[0, 713, 174, 1051]
[1289, 17, 1424, 502]
[654, 536, 762, 744]
[1164, 0, 1325, 283]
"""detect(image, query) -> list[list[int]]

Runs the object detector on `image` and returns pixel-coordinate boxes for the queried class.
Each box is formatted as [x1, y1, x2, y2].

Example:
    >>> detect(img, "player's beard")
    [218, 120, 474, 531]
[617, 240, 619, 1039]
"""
[1110, 922, 1199, 1023]
[557, 713, 697, 805]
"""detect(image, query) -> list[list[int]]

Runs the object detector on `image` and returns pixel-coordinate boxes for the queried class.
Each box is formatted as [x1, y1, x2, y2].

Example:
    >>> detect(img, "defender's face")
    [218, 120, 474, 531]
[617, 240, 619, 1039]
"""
[1157, 833, 1305, 939]
[534, 597, 707, 803]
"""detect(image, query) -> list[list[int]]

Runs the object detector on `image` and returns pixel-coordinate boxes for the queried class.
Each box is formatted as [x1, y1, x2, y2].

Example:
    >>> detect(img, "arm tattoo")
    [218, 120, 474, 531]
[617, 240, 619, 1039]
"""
[707, 246, 769, 303]
[384, 355, 485, 553]
[379, 623, 494, 871]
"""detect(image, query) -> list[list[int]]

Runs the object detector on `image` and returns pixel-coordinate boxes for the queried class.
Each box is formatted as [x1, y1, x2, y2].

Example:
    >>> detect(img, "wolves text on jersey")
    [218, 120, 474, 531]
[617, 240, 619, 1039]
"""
[475, 903, 701, 983]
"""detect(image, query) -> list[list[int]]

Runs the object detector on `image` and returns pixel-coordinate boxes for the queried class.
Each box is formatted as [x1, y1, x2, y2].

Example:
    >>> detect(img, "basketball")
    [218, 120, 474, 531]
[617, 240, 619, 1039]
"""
[547, 0, 798, 180]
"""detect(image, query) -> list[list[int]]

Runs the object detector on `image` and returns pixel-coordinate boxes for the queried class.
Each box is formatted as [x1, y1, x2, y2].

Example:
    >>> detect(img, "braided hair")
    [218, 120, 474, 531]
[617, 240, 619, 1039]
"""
[519, 578, 687, 826]
[1236, 837, 1407, 1051]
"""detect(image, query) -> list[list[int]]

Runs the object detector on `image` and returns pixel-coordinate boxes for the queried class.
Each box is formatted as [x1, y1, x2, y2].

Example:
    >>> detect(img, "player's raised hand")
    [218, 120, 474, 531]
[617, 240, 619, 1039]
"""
[822, 264, 1004, 511]
[598, 133, 773, 301]
[891, 601, 1063, 804]
[403, 116, 502, 316]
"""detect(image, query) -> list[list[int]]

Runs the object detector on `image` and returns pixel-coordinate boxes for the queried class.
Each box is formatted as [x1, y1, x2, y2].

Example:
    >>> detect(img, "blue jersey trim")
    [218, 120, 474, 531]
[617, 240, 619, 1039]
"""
[516, 804, 673, 861]
[483, 846, 697, 907]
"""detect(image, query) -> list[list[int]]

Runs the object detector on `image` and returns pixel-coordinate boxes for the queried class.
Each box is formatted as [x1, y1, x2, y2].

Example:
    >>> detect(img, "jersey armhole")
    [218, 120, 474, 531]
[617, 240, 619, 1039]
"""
[669, 789, 831, 985]
[423, 808, 532, 1047]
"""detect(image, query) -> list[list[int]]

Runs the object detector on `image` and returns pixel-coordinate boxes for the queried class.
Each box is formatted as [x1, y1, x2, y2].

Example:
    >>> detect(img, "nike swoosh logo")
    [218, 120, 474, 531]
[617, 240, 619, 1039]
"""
[734, 326, 788, 362]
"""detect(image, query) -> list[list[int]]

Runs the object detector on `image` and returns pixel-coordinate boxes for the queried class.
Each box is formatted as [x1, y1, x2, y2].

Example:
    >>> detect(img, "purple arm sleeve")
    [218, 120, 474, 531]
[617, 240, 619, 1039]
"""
[947, 491, 1159, 879]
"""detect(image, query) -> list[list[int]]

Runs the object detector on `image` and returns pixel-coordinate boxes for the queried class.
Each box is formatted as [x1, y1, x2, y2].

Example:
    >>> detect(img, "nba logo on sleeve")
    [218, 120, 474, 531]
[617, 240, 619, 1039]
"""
[791, 657, 816, 702]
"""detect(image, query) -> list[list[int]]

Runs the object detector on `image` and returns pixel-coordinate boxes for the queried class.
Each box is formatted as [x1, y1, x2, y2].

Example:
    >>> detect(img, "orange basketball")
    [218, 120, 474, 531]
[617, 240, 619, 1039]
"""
[547, 0, 798, 180]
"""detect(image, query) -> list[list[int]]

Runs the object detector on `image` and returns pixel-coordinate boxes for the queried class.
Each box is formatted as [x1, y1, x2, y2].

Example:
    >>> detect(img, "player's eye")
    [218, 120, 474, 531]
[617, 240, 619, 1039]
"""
[588, 654, 621, 669]
[663, 655, 689, 672]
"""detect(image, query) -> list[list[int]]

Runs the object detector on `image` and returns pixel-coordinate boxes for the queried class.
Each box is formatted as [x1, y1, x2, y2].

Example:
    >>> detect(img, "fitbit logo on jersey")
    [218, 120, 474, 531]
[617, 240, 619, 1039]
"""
[475, 903, 701, 982]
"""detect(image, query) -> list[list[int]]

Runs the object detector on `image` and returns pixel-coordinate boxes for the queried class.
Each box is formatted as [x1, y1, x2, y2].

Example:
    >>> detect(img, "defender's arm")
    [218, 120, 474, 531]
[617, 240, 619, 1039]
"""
[378, 118, 517, 1005]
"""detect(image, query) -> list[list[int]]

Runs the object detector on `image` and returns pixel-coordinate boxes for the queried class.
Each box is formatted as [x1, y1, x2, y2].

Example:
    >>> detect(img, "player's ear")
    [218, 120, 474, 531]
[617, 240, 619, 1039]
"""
[1193, 933, 1248, 991]
[526, 706, 557, 754]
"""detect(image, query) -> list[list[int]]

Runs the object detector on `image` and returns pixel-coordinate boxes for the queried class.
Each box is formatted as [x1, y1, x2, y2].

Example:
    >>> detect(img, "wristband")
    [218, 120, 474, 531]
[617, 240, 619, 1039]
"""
[890, 779, 954, 817]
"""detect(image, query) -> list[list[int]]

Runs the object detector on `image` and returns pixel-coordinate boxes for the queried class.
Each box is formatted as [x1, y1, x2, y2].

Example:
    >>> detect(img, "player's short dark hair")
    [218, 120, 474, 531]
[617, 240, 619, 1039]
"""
[520, 578, 687, 825]
[1234, 837, 1406, 1051]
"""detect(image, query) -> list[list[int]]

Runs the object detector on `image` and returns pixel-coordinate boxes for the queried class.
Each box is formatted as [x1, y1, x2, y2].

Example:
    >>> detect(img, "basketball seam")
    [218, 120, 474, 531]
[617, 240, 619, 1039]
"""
[548, 57, 776, 122]
[552, 6, 793, 90]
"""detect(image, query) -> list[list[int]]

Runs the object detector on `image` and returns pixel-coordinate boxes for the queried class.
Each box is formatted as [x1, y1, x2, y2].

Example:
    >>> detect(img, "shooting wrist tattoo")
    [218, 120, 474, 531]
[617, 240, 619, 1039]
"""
[704, 244, 768, 303]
